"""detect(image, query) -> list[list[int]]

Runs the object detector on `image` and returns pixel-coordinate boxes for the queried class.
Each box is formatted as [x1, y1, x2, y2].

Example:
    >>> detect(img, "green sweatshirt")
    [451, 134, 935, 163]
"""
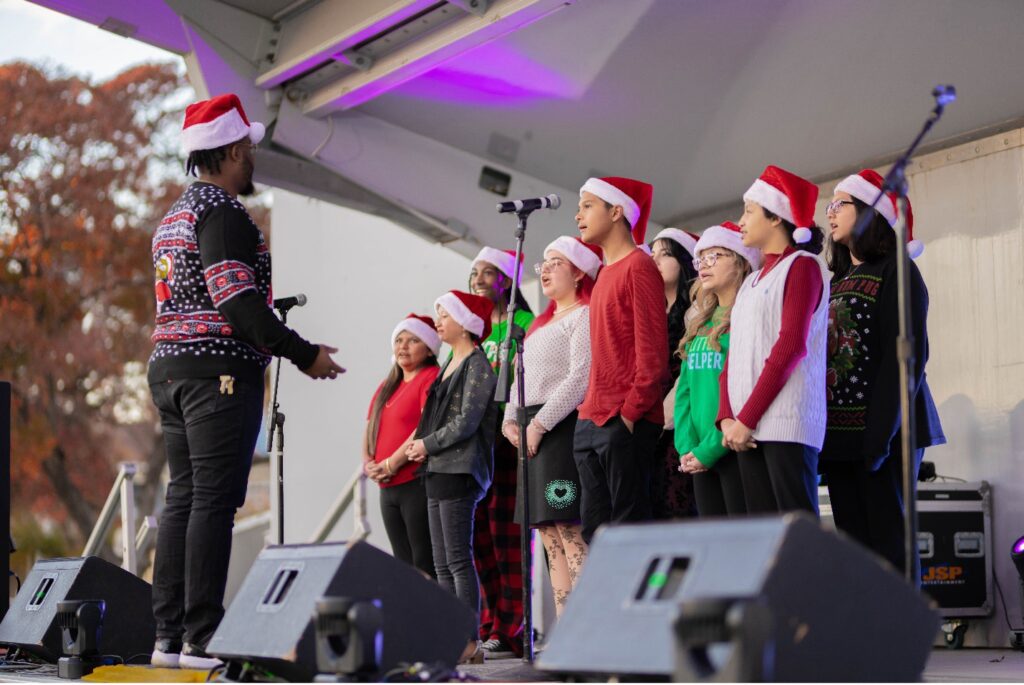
[674, 309, 730, 468]
[481, 308, 535, 372]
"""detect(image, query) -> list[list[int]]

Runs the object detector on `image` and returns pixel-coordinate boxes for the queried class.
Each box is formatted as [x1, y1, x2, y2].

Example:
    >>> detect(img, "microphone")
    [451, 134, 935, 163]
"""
[496, 194, 561, 214]
[273, 294, 307, 311]
[932, 84, 957, 106]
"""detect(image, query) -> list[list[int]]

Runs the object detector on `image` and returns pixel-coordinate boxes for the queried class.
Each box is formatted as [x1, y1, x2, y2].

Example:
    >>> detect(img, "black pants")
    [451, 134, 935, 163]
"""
[573, 417, 659, 544]
[693, 452, 746, 517]
[428, 491, 484, 638]
[380, 479, 435, 579]
[737, 441, 819, 516]
[820, 445, 923, 582]
[150, 376, 263, 647]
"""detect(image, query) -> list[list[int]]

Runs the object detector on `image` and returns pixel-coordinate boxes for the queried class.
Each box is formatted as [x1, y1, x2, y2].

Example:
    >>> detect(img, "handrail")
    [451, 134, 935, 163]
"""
[82, 463, 145, 576]
[308, 466, 369, 543]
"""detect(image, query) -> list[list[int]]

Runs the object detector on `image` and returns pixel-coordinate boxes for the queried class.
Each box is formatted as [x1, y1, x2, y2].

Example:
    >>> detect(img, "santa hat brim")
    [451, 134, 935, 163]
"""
[695, 225, 763, 270]
[743, 179, 794, 225]
[580, 178, 641, 228]
[473, 246, 522, 282]
[835, 174, 896, 225]
[434, 292, 485, 338]
[653, 228, 699, 257]
[182, 108, 265, 155]
[545, 236, 602, 279]
[391, 318, 441, 358]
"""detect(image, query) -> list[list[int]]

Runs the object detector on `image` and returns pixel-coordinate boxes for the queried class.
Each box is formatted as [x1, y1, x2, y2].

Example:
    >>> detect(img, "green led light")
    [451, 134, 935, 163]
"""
[648, 572, 668, 589]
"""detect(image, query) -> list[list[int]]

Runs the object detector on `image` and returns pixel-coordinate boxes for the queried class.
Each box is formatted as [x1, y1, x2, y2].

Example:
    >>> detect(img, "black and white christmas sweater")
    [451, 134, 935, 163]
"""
[822, 251, 945, 467]
[147, 182, 318, 385]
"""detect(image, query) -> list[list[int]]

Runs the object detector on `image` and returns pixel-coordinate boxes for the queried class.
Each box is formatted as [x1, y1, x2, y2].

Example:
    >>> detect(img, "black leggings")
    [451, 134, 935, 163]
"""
[737, 441, 819, 516]
[380, 479, 435, 579]
[693, 452, 746, 517]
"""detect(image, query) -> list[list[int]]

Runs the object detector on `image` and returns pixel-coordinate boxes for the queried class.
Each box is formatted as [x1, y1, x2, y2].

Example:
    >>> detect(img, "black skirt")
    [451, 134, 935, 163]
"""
[514, 407, 582, 526]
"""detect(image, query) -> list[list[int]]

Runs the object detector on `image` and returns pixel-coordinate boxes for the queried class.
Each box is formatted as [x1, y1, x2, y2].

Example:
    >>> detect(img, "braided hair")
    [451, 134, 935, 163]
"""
[185, 144, 230, 177]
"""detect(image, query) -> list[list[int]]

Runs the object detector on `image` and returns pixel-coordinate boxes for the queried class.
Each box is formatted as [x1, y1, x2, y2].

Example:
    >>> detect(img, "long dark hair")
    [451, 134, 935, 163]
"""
[826, 197, 897, 280]
[366, 354, 438, 457]
[651, 237, 698, 377]
[762, 208, 825, 256]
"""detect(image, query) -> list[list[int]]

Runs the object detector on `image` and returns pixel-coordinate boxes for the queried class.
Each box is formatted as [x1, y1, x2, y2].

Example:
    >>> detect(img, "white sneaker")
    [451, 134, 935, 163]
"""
[178, 643, 223, 670]
[151, 639, 181, 668]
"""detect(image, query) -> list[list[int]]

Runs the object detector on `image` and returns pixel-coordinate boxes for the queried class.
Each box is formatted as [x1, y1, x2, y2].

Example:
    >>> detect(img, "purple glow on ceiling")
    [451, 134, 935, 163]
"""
[390, 42, 578, 108]
[1014, 536, 1024, 555]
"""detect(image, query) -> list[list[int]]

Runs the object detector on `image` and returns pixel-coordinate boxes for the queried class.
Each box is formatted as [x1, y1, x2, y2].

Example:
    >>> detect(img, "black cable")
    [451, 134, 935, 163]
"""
[125, 653, 151, 665]
[993, 573, 1024, 632]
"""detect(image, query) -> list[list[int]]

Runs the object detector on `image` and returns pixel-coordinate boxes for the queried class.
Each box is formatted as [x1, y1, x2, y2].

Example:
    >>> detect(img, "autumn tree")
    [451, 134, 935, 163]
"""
[0, 61, 191, 549]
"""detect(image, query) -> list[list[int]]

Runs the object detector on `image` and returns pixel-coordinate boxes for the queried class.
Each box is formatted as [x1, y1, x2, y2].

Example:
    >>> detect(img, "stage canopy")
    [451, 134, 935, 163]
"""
[31, 0, 1024, 257]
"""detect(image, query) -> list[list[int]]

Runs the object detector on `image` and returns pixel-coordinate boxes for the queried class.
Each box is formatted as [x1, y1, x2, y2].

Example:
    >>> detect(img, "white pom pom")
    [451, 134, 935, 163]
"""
[249, 121, 266, 145]
[793, 226, 812, 244]
[907, 239, 924, 259]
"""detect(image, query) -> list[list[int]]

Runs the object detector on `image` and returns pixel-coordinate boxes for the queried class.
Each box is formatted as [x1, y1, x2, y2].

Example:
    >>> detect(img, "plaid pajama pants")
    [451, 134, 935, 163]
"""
[473, 432, 523, 648]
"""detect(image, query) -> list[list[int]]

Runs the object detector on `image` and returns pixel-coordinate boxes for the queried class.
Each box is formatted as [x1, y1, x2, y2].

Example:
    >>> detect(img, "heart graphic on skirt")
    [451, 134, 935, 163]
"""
[544, 480, 578, 509]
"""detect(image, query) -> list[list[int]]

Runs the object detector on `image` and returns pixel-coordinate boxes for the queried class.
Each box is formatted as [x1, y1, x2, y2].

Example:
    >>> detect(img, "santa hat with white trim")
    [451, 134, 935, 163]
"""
[391, 313, 441, 358]
[579, 176, 654, 244]
[743, 165, 818, 244]
[472, 247, 524, 283]
[694, 221, 763, 270]
[435, 290, 494, 341]
[545, 236, 603, 279]
[653, 227, 700, 258]
[182, 94, 265, 155]
[835, 168, 922, 258]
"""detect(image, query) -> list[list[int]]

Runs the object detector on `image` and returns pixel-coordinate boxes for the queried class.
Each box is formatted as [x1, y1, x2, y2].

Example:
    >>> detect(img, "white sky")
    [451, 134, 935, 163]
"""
[0, 0, 182, 80]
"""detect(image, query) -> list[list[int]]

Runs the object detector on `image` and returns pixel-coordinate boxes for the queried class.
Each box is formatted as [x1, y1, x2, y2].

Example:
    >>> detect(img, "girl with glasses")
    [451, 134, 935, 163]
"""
[675, 223, 760, 516]
[820, 169, 945, 579]
[503, 236, 601, 619]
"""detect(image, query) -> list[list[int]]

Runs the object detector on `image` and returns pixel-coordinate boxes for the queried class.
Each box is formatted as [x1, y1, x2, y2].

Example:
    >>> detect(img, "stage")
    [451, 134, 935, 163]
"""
[0, 649, 1021, 683]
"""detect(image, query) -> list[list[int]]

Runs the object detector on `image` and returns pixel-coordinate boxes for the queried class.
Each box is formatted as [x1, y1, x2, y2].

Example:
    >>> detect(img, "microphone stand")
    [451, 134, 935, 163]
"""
[494, 209, 533, 663]
[267, 306, 290, 546]
[852, 85, 955, 585]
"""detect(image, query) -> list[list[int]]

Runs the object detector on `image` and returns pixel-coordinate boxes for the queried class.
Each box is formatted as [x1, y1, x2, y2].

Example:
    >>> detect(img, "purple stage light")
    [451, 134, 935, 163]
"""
[392, 42, 577, 107]
[1014, 536, 1024, 556]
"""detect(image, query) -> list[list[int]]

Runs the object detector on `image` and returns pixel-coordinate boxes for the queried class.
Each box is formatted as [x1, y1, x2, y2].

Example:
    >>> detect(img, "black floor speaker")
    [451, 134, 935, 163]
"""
[0, 556, 155, 662]
[538, 514, 940, 681]
[207, 540, 476, 681]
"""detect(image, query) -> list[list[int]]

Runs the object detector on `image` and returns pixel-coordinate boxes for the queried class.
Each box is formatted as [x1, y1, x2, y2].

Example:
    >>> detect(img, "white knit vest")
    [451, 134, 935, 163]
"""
[728, 251, 830, 449]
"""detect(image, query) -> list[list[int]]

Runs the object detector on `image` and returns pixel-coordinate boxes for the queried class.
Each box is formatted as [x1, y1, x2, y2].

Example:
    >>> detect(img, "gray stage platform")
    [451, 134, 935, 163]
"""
[0, 649, 1023, 682]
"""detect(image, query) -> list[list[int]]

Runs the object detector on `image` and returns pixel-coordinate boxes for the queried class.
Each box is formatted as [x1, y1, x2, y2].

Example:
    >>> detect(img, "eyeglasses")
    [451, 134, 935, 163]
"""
[692, 252, 732, 270]
[533, 257, 567, 275]
[825, 199, 855, 216]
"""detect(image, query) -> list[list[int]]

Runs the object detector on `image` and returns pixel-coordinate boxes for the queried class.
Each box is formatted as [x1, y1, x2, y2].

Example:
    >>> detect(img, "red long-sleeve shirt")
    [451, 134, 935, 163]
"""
[717, 248, 824, 429]
[578, 248, 669, 426]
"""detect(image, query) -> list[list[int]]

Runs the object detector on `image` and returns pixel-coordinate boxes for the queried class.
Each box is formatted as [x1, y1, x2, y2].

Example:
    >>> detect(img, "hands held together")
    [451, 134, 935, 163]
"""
[678, 452, 708, 474]
[720, 418, 757, 453]
[502, 420, 544, 457]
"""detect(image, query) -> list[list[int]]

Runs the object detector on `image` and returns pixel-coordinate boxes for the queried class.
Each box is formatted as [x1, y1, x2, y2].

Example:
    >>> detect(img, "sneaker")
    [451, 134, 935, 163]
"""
[179, 643, 223, 670]
[481, 636, 519, 659]
[150, 638, 182, 668]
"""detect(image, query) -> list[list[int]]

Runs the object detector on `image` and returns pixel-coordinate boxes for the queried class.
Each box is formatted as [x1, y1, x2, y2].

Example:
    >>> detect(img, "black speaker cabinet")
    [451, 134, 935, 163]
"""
[539, 514, 940, 681]
[208, 540, 475, 681]
[0, 556, 155, 662]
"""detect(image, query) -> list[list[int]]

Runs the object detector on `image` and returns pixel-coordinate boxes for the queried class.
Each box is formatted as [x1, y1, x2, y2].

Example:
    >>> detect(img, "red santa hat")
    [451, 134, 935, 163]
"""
[694, 221, 763, 270]
[434, 290, 494, 340]
[835, 169, 922, 258]
[653, 227, 700, 257]
[544, 236, 603, 279]
[472, 247, 524, 283]
[579, 176, 654, 244]
[390, 313, 441, 358]
[182, 94, 265, 155]
[743, 165, 818, 244]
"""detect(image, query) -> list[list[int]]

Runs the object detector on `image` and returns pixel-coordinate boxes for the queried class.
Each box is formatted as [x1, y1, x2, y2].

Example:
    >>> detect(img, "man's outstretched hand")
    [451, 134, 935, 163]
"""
[302, 344, 345, 379]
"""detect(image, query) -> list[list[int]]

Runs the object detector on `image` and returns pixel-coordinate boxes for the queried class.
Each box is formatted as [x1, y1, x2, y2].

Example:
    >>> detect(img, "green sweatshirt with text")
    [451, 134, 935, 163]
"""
[674, 310, 730, 468]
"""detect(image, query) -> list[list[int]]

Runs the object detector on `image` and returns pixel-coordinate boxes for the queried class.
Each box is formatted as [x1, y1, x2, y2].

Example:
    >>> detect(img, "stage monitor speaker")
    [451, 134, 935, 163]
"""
[0, 556, 155, 662]
[208, 540, 475, 681]
[538, 514, 940, 682]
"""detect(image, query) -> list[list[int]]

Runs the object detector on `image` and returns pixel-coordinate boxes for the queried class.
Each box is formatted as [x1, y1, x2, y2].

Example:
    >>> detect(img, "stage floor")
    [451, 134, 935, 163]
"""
[0, 648, 1022, 682]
